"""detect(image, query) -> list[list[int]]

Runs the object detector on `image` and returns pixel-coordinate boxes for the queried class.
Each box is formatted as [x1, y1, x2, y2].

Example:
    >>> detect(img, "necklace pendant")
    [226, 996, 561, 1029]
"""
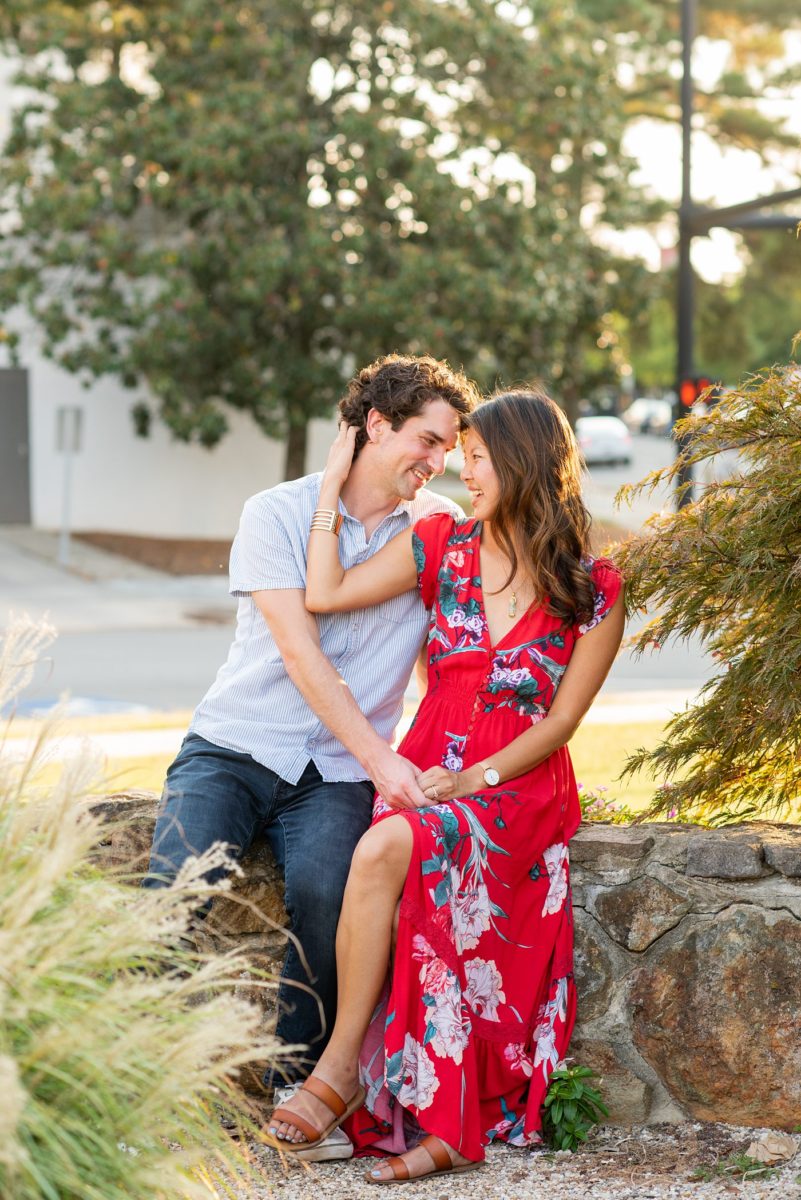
[508, 591, 517, 619]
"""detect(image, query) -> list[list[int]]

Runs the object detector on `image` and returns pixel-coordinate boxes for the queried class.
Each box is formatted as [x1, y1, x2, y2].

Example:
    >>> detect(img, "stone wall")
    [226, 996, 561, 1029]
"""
[97, 795, 801, 1129]
[570, 822, 801, 1131]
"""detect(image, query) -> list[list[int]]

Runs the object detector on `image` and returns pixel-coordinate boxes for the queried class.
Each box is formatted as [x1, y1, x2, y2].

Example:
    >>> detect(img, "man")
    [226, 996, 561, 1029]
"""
[146, 353, 477, 1154]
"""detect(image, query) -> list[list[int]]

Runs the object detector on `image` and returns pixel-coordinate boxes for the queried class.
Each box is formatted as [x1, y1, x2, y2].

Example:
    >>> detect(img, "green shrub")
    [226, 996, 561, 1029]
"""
[542, 1063, 609, 1151]
[0, 618, 291, 1200]
[616, 353, 801, 821]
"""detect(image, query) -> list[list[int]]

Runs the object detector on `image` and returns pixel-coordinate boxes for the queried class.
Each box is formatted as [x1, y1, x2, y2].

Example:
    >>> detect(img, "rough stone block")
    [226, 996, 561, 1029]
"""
[569, 1037, 653, 1125]
[571, 826, 654, 869]
[630, 907, 801, 1130]
[592, 876, 692, 952]
[90, 793, 157, 870]
[572, 908, 616, 1022]
[686, 831, 763, 879]
[212, 874, 288, 933]
[762, 833, 801, 878]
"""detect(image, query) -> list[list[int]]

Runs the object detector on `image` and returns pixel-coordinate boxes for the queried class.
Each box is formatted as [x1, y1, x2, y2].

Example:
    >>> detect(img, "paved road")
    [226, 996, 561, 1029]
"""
[581, 432, 676, 530]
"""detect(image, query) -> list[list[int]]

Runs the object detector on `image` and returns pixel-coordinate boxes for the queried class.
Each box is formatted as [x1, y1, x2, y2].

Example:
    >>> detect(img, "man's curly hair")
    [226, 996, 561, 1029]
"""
[338, 354, 479, 458]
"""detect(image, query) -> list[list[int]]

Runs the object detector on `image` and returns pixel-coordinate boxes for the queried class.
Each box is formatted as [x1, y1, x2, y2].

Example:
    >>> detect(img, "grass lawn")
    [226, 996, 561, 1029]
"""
[569, 720, 668, 814]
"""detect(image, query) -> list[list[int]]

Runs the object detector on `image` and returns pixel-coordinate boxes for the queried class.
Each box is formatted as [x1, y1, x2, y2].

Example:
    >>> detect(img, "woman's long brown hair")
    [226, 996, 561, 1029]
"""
[465, 389, 596, 627]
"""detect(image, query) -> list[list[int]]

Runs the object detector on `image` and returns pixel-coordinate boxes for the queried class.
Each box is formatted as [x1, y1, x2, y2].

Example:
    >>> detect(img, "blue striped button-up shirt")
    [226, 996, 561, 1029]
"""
[190, 472, 462, 784]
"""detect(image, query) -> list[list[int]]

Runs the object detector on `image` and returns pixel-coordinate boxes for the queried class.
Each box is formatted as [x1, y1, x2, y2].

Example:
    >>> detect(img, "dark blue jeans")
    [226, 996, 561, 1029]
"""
[144, 733, 374, 1085]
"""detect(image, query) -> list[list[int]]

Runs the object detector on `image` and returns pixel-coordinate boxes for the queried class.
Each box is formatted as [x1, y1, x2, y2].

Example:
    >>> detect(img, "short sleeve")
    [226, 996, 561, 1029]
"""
[412, 512, 457, 608]
[229, 494, 305, 595]
[577, 558, 624, 637]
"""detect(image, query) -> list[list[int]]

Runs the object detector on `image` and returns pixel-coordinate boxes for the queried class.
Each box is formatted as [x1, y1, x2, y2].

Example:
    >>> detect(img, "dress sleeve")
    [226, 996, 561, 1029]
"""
[576, 558, 624, 637]
[412, 512, 456, 608]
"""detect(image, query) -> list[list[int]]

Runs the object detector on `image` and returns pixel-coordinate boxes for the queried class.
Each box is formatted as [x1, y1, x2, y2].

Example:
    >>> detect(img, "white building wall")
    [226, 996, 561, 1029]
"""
[26, 352, 337, 537]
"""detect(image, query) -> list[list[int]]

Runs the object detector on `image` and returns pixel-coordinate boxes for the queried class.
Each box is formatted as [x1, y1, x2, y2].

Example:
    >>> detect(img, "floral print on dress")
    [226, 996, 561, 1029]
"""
[426, 982, 472, 1065]
[541, 842, 570, 917]
[533, 976, 570, 1082]
[442, 731, 466, 771]
[386, 1032, 440, 1110]
[577, 556, 615, 636]
[503, 1041, 534, 1077]
[464, 958, 506, 1021]
[348, 515, 622, 1165]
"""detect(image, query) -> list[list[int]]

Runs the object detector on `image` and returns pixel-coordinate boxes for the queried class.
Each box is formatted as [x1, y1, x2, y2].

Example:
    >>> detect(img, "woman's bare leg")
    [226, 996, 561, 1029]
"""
[269, 814, 413, 1143]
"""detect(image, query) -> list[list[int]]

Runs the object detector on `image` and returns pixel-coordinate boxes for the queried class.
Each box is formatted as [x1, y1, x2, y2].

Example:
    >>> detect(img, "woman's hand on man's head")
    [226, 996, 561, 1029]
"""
[323, 422, 359, 487]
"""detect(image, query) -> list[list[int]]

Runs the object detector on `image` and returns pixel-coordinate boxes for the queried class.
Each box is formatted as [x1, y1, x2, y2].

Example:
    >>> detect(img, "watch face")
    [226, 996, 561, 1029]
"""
[483, 766, 500, 787]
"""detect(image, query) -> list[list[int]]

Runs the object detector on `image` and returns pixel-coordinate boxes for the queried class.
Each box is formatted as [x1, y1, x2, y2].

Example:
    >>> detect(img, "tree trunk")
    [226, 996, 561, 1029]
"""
[283, 423, 308, 480]
[560, 382, 580, 430]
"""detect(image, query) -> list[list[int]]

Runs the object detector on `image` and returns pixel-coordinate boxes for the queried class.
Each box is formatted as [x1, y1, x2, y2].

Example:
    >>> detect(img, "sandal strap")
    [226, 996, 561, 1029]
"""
[300, 1075, 347, 1117]
[419, 1134, 453, 1172]
[385, 1155, 410, 1180]
[269, 1105, 322, 1145]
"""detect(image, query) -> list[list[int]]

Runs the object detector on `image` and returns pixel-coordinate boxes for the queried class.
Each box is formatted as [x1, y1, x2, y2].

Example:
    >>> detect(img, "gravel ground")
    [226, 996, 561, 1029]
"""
[240, 1123, 801, 1200]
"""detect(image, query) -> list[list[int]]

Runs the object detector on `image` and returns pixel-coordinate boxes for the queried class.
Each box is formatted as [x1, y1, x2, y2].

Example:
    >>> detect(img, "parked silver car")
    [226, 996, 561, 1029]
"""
[576, 415, 633, 466]
[621, 397, 673, 435]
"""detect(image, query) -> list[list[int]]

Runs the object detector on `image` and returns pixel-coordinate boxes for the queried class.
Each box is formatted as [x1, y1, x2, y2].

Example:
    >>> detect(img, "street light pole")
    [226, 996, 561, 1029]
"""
[673, 0, 800, 510]
[675, 0, 696, 508]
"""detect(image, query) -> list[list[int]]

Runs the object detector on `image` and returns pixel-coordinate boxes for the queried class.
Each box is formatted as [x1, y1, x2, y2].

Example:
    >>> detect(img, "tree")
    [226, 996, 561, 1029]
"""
[0, 0, 648, 472]
[601, 0, 801, 162]
[615, 340, 801, 821]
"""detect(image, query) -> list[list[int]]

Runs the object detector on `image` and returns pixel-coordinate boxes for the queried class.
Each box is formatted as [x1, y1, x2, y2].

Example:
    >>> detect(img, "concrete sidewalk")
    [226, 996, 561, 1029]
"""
[0, 525, 233, 633]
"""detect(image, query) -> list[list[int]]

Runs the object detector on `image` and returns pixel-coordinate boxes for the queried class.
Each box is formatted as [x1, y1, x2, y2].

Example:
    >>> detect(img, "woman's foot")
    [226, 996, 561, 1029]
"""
[267, 1062, 361, 1146]
[365, 1134, 479, 1183]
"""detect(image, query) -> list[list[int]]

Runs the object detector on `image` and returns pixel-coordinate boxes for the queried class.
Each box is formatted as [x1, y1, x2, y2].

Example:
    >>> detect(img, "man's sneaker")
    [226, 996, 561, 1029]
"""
[271, 1082, 354, 1162]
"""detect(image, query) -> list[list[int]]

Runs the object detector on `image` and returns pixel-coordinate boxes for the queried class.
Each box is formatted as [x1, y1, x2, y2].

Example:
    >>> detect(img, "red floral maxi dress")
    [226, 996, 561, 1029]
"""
[347, 514, 622, 1164]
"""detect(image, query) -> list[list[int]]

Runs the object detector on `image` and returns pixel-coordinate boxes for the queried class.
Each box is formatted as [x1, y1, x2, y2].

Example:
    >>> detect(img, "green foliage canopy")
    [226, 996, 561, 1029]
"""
[0, 0, 647, 473]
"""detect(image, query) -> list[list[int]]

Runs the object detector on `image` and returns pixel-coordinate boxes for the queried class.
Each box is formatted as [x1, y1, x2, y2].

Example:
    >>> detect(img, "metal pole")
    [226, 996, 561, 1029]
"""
[56, 406, 82, 568]
[675, 0, 695, 508]
[58, 430, 73, 567]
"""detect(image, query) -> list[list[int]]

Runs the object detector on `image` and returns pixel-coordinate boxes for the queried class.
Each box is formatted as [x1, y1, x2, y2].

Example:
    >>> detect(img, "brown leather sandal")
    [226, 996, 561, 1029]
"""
[264, 1076, 365, 1153]
[364, 1133, 481, 1184]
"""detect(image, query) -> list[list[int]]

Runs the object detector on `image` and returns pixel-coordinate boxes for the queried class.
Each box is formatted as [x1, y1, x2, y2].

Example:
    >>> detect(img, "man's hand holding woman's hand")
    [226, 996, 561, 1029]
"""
[415, 764, 483, 806]
[369, 746, 429, 810]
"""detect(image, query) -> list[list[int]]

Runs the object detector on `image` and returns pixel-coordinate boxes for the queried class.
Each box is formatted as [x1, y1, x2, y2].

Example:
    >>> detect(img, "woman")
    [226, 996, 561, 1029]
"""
[266, 389, 624, 1183]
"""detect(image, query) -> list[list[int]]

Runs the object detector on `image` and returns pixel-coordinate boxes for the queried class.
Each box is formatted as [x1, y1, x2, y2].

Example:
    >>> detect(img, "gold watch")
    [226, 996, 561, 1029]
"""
[479, 760, 500, 787]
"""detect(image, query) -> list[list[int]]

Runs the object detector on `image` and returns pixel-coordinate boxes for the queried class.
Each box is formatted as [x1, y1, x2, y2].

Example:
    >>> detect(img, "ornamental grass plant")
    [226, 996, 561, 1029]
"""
[616, 348, 801, 822]
[0, 617, 290, 1200]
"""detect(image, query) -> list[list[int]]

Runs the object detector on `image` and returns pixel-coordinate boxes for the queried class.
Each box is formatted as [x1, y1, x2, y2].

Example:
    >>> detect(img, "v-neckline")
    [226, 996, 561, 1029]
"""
[474, 526, 536, 652]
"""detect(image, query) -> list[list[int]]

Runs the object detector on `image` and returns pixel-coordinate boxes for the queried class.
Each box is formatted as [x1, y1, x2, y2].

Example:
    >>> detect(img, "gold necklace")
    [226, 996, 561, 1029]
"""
[508, 590, 517, 618]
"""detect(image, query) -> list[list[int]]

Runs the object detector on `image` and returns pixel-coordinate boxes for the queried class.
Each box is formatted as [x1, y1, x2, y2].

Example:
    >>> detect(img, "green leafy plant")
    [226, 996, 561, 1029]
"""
[0, 618, 293, 1200]
[541, 1064, 609, 1152]
[692, 1153, 778, 1182]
